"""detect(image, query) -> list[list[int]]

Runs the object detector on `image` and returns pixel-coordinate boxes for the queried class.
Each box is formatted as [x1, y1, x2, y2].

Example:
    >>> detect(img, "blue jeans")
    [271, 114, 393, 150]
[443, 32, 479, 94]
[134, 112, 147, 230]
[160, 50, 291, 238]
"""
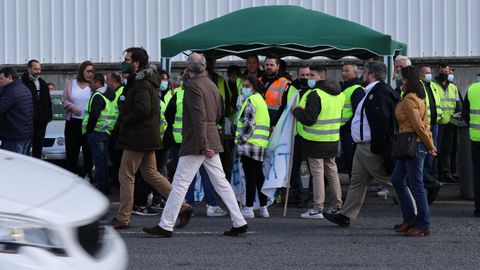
[186, 165, 218, 206]
[1, 140, 31, 155]
[391, 142, 430, 229]
[87, 132, 109, 192]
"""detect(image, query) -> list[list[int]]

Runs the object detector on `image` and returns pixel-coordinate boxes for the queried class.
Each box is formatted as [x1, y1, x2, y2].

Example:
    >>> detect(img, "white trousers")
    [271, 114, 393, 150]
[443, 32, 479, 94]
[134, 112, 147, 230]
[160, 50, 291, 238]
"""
[159, 154, 247, 231]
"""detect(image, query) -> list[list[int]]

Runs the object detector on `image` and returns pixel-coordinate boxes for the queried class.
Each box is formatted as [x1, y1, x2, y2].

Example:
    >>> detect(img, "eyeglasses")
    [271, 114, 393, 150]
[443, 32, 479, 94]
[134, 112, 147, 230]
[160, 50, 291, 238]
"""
[85, 70, 95, 74]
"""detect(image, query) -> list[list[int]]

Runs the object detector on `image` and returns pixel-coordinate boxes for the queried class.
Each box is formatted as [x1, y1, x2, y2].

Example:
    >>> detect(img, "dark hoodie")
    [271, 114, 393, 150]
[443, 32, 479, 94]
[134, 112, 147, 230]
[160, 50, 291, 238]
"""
[85, 86, 116, 135]
[292, 80, 342, 159]
[117, 64, 163, 151]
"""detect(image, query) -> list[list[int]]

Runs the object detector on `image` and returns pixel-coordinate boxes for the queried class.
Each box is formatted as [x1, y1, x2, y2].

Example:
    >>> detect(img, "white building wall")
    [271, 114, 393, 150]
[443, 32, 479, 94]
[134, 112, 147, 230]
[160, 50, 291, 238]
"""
[0, 0, 478, 64]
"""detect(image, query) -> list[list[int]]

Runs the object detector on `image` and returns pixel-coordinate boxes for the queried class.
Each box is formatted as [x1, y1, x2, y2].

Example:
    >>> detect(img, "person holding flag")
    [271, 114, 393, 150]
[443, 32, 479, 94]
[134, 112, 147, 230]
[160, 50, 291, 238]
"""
[236, 75, 271, 218]
[292, 65, 345, 219]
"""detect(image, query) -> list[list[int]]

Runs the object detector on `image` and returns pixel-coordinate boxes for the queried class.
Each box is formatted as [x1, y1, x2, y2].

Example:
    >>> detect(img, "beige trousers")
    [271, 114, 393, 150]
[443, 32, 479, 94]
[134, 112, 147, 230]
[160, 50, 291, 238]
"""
[308, 157, 342, 211]
[116, 150, 176, 224]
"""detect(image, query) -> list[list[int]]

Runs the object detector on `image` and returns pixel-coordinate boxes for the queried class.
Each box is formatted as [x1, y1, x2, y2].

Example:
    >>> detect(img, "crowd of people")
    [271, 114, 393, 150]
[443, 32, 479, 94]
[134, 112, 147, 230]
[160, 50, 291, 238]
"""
[1, 48, 479, 238]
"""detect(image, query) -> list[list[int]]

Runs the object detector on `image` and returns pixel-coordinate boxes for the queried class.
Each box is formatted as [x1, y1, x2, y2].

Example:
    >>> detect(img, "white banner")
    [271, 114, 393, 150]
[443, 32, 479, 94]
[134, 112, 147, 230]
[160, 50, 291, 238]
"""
[261, 92, 298, 201]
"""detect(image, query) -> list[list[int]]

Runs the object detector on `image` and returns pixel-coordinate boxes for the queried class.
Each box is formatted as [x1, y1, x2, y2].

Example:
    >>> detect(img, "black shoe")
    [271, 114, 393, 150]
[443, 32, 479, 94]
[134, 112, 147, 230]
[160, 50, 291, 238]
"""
[427, 184, 442, 205]
[143, 226, 172, 238]
[175, 205, 193, 229]
[324, 213, 350, 227]
[439, 175, 458, 184]
[223, 224, 248, 236]
[474, 209, 480, 217]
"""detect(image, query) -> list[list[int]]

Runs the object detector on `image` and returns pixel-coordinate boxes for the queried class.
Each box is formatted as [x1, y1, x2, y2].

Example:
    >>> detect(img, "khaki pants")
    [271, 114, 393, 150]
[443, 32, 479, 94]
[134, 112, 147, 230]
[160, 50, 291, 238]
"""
[308, 157, 342, 211]
[340, 143, 394, 219]
[116, 150, 175, 224]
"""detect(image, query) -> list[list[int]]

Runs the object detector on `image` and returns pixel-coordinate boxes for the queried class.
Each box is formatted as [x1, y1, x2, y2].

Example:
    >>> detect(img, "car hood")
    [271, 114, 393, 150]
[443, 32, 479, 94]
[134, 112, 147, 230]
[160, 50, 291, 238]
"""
[0, 150, 108, 224]
[45, 120, 66, 139]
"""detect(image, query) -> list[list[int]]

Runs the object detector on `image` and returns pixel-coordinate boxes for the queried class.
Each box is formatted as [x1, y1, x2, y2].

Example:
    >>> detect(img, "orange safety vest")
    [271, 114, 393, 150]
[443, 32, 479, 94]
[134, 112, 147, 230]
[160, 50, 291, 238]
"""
[263, 77, 290, 111]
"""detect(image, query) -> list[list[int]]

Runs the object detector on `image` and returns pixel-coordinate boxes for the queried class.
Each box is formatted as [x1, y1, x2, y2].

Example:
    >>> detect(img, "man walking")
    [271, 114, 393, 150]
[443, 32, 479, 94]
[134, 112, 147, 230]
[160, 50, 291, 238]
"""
[82, 73, 117, 195]
[21, 60, 52, 158]
[143, 52, 248, 238]
[0, 67, 34, 154]
[111, 47, 192, 229]
[324, 61, 398, 227]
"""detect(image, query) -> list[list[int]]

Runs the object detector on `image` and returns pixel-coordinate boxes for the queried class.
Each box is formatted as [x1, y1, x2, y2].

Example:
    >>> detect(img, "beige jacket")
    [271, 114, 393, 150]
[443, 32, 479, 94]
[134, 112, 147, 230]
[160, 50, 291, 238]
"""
[395, 93, 435, 151]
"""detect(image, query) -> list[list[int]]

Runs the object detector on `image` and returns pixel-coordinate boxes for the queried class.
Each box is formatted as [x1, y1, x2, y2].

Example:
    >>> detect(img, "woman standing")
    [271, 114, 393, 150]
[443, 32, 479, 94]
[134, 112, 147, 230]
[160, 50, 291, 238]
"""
[391, 66, 437, 236]
[62, 61, 95, 178]
[236, 75, 270, 218]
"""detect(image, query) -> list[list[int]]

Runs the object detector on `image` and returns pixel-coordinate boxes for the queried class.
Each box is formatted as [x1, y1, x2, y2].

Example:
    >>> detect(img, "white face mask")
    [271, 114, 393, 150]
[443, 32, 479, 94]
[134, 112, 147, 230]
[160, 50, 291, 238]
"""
[476, 75, 480, 82]
[448, 74, 454, 82]
[424, 74, 432, 82]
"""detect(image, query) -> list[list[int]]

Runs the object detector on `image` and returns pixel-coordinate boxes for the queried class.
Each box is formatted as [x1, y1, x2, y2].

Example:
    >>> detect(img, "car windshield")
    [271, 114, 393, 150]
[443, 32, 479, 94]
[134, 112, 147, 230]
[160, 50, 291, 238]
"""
[51, 93, 65, 120]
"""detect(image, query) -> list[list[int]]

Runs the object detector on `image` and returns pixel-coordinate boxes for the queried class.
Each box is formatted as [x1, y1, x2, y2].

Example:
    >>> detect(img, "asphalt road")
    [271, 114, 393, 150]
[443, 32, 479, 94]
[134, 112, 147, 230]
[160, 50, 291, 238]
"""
[108, 184, 480, 270]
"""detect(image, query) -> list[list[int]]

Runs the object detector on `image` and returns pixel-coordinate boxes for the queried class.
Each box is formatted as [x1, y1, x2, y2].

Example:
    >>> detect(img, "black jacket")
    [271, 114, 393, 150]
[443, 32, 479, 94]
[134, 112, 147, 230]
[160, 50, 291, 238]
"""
[85, 87, 116, 134]
[21, 72, 52, 128]
[0, 80, 34, 141]
[363, 81, 399, 174]
[292, 80, 342, 159]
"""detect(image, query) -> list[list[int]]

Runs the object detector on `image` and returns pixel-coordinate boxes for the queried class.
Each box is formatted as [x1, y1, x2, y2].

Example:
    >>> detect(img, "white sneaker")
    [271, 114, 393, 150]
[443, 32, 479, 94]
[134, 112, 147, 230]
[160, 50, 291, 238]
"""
[300, 208, 324, 219]
[259, 206, 270, 218]
[207, 205, 228, 217]
[241, 206, 255, 218]
[376, 188, 390, 200]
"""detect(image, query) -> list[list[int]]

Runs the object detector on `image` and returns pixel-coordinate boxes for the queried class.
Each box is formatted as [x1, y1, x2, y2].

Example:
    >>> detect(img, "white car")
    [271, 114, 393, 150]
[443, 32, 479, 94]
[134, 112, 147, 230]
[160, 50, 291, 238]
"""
[0, 150, 127, 270]
[42, 91, 67, 160]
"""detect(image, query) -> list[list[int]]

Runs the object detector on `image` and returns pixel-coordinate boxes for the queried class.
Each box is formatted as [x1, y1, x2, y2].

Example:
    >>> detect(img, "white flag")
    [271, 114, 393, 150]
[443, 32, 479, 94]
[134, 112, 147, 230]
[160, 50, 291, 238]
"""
[261, 92, 298, 201]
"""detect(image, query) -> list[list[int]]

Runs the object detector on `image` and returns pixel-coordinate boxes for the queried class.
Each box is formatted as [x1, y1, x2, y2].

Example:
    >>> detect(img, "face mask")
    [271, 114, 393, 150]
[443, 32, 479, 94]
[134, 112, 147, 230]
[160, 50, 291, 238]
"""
[438, 73, 448, 82]
[160, 81, 168, 91]
[476, 75, 480, 82]
[307, 79, 316, 88]
[424, 74, 432, 82]
[242, 88, 252, 97]
[123, 79, 128, 85]
[121, 62, 132, 73]
[299, 78, 308, 88]
[447, 74, 454, 82]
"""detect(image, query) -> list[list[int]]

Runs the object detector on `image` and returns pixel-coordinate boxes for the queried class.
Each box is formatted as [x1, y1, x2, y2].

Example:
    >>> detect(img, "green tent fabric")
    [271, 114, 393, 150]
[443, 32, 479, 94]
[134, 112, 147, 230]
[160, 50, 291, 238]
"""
[161, 5, 407, 59]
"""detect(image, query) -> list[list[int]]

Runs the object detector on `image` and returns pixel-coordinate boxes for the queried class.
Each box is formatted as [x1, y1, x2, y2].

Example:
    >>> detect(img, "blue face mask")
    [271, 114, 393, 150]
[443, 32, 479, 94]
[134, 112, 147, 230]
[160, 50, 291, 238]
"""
[447, 74, 454, 82]
[160, 81, 168, 91]
[242, 88, 252, 97]
[308, 79, 316, 88]
[424, 74, 432, 82]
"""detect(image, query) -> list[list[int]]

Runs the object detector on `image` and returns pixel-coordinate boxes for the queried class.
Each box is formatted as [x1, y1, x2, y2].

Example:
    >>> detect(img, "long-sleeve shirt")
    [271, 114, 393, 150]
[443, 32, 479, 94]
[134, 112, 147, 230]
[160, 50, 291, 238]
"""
[236, 99, 266, 161]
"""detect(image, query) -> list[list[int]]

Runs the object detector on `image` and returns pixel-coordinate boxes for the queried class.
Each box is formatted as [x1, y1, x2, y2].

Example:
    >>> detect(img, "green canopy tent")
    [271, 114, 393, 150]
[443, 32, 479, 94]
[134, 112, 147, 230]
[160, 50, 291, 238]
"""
[161, 5, 406, 60]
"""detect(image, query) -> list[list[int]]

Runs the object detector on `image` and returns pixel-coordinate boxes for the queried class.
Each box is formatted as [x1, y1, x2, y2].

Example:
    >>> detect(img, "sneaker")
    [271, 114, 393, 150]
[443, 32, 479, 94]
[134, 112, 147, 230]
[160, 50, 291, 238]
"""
[207, 205, 228, 217]
[376, 188, 390, 200]
[132, 206, 160, 216]
[150, 200, 165, 210]
[241, 206, 255, 218]
[300, 208, 324, 219]
[325, 207, 341, 215]
[259, 206, 270, 218]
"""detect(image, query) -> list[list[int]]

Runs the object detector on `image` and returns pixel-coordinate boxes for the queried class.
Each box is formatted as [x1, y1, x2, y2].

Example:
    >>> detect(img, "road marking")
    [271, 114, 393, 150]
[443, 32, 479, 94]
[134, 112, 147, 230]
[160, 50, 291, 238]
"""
[119, 231, 255, 235]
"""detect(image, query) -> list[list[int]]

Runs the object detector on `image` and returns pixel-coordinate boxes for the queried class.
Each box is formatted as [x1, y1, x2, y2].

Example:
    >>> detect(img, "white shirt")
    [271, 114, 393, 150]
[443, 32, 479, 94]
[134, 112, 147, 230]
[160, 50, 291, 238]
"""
[351, 81, 379, 143]
[70, 79, 92, 119]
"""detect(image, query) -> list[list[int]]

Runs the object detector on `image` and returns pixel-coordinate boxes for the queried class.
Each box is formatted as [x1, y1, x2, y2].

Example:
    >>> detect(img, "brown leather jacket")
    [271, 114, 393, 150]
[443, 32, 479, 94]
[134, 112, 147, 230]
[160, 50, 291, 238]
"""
[395, 93, 435, 151]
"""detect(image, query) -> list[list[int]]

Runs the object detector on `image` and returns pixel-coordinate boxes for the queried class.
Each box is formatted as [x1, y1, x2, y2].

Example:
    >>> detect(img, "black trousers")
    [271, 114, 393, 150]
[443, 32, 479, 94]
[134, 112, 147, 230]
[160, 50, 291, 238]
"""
[133, 149, 169, 206]
[241, 155, 267, 207]
[471, 141, 480, 211]
[289, 135, 305, 201]
[437, 123, 456, 178]
[31, 125, 47, 158]
[64, 119, 92, 177]
[108, 128, 122, 187]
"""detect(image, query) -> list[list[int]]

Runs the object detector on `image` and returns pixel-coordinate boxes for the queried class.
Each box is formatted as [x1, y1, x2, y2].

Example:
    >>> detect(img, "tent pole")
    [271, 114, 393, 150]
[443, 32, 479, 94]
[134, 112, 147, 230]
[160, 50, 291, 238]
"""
[383, 55, 393, 85]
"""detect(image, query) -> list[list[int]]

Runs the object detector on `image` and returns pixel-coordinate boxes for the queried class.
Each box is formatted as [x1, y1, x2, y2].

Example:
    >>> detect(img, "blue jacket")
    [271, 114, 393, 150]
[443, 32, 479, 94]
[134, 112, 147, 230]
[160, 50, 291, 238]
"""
[0, 80, 34, 141]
